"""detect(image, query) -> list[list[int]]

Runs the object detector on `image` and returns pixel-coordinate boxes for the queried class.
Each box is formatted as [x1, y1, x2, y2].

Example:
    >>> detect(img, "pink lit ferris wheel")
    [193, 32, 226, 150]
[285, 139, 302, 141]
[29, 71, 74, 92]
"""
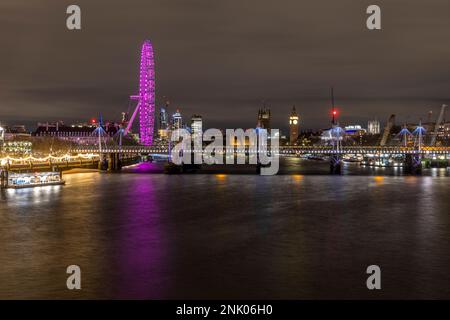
[125, 40, 155, 146]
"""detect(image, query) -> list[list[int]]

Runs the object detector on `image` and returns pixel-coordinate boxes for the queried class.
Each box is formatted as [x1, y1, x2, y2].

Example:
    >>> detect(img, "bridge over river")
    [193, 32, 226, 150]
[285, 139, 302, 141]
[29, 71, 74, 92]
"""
[71, 145, 450, 156]
[69, 145, 450, 174]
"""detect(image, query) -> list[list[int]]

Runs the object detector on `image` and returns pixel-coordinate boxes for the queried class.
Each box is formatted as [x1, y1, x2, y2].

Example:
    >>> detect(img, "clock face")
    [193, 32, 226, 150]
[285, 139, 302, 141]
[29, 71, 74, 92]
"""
[293, 119, 298, 125]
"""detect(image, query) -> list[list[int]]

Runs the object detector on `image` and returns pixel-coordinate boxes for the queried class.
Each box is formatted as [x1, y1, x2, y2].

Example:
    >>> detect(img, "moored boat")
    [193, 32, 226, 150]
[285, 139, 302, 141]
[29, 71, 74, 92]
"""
[0, 171, 65, 189]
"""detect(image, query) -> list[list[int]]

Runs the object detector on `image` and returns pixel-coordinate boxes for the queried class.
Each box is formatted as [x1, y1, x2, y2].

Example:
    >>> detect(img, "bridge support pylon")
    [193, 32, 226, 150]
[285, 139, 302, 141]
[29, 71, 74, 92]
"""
[98, 154, 108, 171]
[107, 153, 122, 171]
[97, 153, 122, 171]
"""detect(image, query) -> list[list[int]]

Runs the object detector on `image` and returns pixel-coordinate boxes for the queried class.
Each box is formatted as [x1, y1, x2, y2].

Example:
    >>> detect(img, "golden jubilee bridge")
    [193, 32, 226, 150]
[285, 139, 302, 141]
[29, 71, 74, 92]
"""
[69, 145, 450, 156]
[69, 144, 449, 174]
[1, 145, 449, 174]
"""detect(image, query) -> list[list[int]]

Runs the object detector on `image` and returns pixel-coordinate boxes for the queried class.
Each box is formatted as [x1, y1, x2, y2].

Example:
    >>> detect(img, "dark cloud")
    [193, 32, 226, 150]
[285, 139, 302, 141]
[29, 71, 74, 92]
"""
[0, 0, 449, 131]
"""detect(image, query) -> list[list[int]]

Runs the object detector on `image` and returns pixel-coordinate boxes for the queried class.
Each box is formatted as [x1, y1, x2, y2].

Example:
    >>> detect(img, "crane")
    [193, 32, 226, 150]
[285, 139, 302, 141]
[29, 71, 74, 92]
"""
[430, 104, 447, 146]
[380, 114, 395, 146]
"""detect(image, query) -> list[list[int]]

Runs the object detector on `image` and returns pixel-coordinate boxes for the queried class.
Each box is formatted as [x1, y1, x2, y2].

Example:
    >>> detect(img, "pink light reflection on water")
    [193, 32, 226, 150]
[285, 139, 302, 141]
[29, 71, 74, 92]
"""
[114, 174, 170, 298]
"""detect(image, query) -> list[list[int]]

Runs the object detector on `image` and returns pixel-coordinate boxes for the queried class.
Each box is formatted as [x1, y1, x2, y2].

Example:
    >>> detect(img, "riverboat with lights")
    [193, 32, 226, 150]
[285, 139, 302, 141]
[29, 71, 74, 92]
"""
[0, 171, 65, 189]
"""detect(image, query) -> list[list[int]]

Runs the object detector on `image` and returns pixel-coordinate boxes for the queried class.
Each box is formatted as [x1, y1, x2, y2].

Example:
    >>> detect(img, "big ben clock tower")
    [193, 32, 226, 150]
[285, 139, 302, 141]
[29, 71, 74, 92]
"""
[289, 106, 299, 145]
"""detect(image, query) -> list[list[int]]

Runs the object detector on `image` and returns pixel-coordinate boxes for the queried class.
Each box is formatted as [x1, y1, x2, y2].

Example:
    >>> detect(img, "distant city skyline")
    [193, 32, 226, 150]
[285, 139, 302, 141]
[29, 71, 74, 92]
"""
[0, 0, 449, 131]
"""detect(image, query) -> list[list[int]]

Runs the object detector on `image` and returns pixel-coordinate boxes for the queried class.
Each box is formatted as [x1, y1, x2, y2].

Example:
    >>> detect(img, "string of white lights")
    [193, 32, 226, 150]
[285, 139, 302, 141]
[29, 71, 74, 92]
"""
[0, 153, 99, 165]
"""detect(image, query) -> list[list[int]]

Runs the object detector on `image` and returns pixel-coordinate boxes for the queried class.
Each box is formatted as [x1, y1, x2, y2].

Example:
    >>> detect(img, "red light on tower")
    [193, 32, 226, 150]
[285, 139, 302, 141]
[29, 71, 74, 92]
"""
[331, 108, 339, 125]
[91, 118, 96, 124]
[330, 88, 341, 125]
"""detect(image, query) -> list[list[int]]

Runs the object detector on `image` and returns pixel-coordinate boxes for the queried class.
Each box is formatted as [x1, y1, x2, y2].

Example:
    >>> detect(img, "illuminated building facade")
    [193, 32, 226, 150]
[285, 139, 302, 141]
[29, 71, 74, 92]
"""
[3, 141, 32, 155]
[257, 107, 271, 130]
[344, 125, 367, 136]
[367, 120, 381, 134]
[34, 121, 119, 144]
[1, 125, 30, 140]
[437, 122, 450, 140]
[158, 107, 169, 139]
[191, 115, 203, 138]
[172, 110, 182, 130]
[160, 108, 168, 130]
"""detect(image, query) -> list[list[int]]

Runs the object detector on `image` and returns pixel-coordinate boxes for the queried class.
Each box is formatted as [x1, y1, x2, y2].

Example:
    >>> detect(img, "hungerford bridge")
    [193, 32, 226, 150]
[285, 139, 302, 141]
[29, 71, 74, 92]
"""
[71, 145, 450, 156]
[2, 144, 448, 174]
[73, 113, 449, 174]
[70, 144, 450, 174]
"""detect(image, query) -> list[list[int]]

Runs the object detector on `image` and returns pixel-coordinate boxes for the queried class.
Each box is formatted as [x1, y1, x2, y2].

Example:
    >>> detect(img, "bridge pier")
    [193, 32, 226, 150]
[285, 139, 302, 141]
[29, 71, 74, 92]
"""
[98, 154, 108, 171]
[404, 154, 422, 174]
[108, 153, 122, 171]
[98, 153, 122, 171]
[329, 155, 342, 174]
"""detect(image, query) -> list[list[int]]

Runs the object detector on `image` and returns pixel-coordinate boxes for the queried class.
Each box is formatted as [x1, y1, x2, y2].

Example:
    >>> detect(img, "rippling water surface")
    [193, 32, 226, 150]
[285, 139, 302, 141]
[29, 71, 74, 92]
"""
[1, 159, 449, 299]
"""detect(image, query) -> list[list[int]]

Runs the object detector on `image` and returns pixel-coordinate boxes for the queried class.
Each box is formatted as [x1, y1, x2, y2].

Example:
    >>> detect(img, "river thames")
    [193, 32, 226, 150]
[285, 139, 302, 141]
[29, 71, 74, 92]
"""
[1, 159, 449, 299]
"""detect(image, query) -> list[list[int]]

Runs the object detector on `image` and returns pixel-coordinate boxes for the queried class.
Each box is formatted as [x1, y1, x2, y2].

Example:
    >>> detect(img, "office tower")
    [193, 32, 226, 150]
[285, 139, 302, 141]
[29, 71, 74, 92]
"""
[191, 114, 203, 138]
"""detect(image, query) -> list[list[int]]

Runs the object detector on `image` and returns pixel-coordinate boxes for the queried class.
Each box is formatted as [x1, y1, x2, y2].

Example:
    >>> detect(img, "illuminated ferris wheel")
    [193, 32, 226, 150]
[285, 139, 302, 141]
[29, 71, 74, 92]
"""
[125, 40, 155, 146]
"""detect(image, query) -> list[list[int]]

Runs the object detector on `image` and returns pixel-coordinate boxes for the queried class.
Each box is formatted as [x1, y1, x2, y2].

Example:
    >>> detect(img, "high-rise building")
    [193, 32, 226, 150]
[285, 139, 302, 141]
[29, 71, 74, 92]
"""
[157, 108, 168, 139]
[367, 120, 381, 134]
[257, 107, 271, 130]
[191, 115, 203, 138]
[160, 107, 168, 130]
[172, 109, 183, 130]
[289, 106, 299, 145]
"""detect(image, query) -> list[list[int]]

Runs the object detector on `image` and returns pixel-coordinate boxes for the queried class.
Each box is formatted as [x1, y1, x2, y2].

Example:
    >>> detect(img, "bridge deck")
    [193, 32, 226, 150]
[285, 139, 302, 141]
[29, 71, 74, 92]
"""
[71, 146, 450, 155]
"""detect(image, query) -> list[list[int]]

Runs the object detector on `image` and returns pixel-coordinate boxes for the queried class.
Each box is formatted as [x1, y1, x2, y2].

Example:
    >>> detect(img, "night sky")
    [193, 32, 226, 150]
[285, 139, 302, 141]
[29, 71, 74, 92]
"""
[0, 0, 449, 132]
